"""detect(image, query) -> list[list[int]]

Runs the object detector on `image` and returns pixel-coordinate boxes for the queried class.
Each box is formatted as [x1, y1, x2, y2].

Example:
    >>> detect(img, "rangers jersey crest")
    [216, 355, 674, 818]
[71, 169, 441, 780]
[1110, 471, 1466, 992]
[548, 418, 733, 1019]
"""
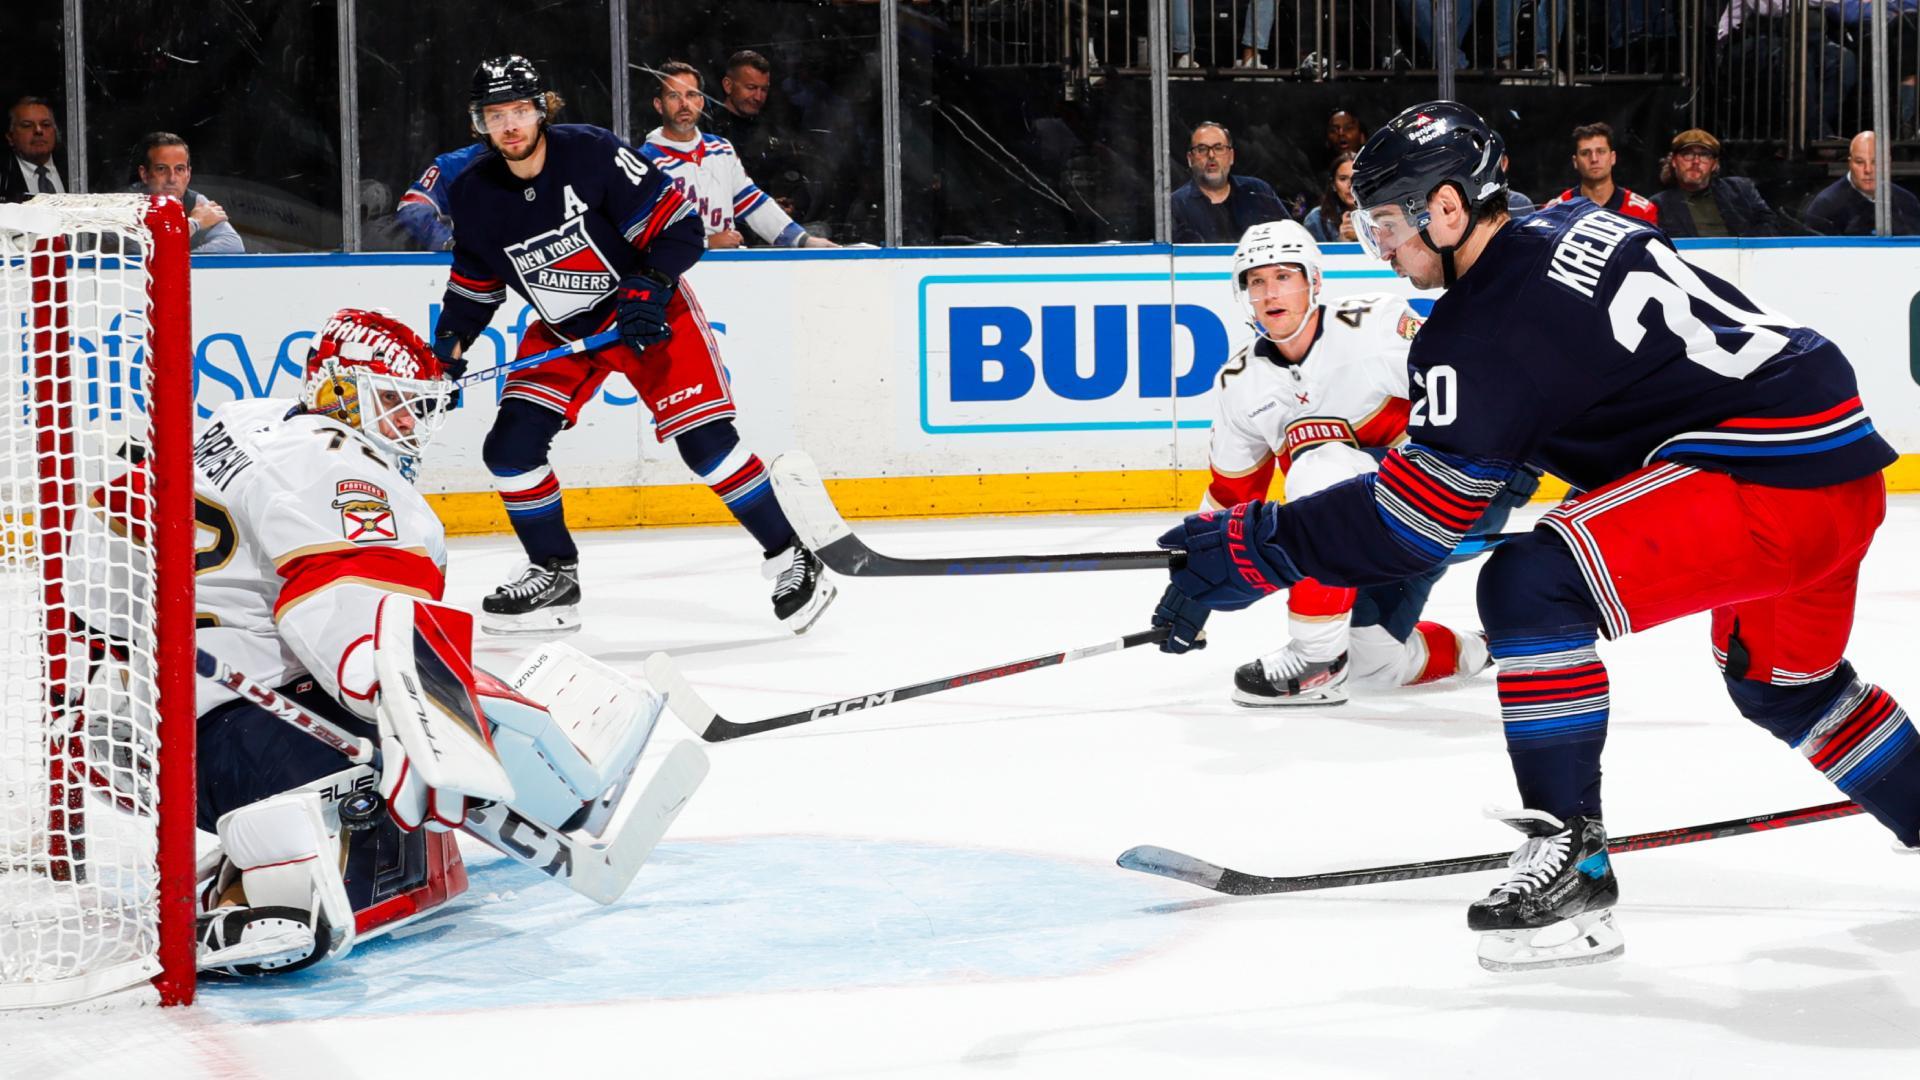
[504, 215, 618, 323]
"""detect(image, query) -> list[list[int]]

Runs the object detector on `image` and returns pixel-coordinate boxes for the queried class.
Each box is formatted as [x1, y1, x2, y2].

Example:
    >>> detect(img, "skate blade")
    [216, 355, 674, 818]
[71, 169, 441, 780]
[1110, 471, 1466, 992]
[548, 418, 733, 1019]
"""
[781, 579, 837, 636]
[1477, 910, 1624, 972]
[1231, 688, 1351, 708]
[481, 606, 583, 638]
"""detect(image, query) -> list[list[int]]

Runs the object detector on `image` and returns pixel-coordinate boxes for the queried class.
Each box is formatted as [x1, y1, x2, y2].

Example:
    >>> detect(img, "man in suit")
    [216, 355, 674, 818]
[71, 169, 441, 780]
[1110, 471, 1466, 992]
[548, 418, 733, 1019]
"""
[3, 97, 67, 203]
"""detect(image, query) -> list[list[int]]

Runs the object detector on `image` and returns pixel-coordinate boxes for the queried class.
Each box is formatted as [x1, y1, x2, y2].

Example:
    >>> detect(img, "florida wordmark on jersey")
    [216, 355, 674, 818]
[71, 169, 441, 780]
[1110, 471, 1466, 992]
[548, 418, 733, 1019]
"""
[640, 128, 808, 247]
[1256, 199, 1897, 587]
[1206, 292, 1420, 508]
[192, 399, 448, 717]
[439, 124, 697, 343]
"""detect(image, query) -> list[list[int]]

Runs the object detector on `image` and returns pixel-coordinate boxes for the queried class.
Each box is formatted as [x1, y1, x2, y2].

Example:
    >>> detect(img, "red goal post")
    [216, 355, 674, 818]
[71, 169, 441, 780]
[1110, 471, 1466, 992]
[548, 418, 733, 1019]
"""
[0, 194, 196, 1007]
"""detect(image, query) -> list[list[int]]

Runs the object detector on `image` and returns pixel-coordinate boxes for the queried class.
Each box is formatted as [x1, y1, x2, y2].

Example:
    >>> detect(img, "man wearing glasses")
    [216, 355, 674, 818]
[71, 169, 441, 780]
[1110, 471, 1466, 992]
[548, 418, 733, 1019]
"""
[130, 131, 244, 252]
[1648, 128, 1776, 238]
[1171, 121, 1291, 243]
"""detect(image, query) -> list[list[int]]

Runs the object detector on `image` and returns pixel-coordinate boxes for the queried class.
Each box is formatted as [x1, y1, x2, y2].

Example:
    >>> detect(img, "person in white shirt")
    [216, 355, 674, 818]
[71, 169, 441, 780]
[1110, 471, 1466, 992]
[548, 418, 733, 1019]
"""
[5, 97, 66, 199]
[639, 61, 836, 250]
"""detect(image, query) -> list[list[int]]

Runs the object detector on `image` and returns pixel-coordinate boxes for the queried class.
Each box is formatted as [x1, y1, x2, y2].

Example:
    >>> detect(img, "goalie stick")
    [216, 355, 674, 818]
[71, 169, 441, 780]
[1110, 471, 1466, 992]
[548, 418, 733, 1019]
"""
[1117, 800, 1865, 896]
[194, 646, 708, 905]
[646, 627, 1169, 742]
[771, 451, 1518, 577]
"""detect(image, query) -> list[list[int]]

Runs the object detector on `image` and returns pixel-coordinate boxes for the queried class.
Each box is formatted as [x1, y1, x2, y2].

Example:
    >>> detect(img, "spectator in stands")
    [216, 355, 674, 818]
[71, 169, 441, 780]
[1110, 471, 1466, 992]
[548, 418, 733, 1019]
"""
[700, 50, 811, 221]
[1650, 128, 1777, 237]
[1543, 121, 1660, 225]
[1302, 153, 1358, 242]
[1326, 110, 1367, 160]
[3, 97, 66, 202]
[1171, 121, 1291, 243]
[1803, 130, 1920, 235]
[1237, 0, 1278, 67]
[643, 60, 836, 249]
[1717, 0, 1856, 142]
[1172, 1, 1198, 67]
[701, 50, 773, 146]
[1495, 0, 1568, 74]
[130, 132, 244, 253]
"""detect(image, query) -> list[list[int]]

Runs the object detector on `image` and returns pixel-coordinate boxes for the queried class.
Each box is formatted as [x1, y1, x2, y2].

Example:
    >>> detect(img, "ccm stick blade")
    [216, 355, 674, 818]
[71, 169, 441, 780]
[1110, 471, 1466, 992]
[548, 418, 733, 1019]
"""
[1119, 801, 1864, 896]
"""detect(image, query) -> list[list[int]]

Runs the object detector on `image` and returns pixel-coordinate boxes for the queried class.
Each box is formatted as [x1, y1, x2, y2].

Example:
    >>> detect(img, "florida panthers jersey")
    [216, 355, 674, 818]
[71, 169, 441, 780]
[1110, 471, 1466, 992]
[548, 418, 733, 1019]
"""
[192, 398, 448, 718]
[1251, 199, 1897, 587]
[640, 128, 807, 247]
[438, 124, 702, 345]
[1205, 293, 1421, 508]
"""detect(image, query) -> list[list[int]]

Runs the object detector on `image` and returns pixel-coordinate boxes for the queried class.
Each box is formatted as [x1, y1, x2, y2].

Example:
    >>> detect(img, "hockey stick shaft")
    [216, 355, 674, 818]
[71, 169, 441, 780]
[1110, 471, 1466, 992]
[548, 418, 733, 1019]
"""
[1117, 800, 1865, 896]
[771, 451, 1519, 576]
[193, 646, 706, 904]
[648, 627, 1169, 742]
[454, 329, 621, 389]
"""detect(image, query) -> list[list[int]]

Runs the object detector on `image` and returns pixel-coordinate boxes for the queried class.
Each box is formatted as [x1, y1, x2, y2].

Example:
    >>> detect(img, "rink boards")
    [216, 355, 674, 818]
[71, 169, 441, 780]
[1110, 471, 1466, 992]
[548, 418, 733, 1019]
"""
[182, 240, 1920, 534]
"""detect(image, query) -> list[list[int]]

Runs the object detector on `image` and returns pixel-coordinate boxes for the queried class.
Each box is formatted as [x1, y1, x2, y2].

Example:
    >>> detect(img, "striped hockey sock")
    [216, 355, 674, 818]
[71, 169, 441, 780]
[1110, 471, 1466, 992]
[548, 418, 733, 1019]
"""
[492, 464, 577, 563]
[1491, 629, 1611, 818]
[695, 443, 795, 556]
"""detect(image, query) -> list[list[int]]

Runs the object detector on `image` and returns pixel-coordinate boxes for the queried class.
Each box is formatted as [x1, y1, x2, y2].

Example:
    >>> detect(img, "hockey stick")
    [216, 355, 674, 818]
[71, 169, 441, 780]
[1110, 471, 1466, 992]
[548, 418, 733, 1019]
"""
[194, 647, 708, 905]
[453, 329, 621, 389]
[646, 627, 1170, 742]
[771, 451, 1518, 576]
[1117, 800, 1866, 896]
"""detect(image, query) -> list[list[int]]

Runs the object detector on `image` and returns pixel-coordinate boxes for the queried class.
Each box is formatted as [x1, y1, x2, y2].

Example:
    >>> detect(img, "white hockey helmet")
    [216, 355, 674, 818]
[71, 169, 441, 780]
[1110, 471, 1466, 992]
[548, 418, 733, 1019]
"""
[1231, 219, 1324, 330]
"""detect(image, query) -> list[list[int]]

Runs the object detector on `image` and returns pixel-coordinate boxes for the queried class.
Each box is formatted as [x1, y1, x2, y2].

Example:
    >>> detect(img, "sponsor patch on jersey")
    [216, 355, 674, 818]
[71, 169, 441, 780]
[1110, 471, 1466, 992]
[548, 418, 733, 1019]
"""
[1396, 311, 1423, 341]
[503, 215, 618, 324]
[332, 481, 397, 543]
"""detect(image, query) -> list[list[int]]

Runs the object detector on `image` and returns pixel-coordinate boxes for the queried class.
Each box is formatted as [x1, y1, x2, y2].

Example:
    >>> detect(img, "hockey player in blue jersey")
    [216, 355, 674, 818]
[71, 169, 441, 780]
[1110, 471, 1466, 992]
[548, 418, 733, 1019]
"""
[432, 55, 835, 637]
[1149, 101, 1920, 971]
[395, 142, 488, 251]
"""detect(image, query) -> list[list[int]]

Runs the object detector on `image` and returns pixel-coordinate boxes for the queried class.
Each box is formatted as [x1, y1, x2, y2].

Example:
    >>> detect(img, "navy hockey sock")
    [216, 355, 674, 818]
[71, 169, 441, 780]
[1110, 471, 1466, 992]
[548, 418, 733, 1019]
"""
[484, 401, 577, 564]
[1478, 534, 1612, 819]
[677, 421, 796, 557]
[1728, 663, 1920, 846]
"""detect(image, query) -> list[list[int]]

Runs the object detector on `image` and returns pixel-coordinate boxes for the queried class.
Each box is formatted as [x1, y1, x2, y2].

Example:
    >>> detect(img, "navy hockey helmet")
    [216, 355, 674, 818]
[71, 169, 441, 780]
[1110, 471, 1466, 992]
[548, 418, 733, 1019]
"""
[469, 55, 552, 134]
[1349, 101, 1506, 283]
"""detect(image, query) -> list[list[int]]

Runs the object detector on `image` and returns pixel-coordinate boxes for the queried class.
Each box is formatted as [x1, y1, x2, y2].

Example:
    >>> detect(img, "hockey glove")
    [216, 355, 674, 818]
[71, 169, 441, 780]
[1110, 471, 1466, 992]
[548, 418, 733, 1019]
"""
[615, 270, 676, 352]
[1155, 501, 1302, 613]
[432, 328, 469, 408]
[1151, 577, 1211, 654]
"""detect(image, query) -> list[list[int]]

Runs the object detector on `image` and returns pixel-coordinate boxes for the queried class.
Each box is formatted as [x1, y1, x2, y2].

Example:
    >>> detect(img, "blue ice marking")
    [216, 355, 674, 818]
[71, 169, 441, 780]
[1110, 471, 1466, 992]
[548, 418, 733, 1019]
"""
[196, 836, 1185, 1023]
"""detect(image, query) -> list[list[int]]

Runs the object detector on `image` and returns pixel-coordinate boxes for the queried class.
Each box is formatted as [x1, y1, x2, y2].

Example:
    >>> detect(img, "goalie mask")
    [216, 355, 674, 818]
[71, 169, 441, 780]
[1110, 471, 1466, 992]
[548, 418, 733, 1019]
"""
[1231, 219, 1323, 346]
[302, 309, 453, 474]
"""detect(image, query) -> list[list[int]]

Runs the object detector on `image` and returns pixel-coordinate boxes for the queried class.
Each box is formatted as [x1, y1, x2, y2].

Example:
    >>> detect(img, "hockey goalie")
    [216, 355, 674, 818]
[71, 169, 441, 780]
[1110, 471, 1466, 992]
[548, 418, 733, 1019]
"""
[90, 309, 697, 978]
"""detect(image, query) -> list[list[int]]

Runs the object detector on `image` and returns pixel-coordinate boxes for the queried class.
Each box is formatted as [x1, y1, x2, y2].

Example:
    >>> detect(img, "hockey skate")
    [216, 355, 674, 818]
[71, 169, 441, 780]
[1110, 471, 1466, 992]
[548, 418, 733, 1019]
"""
[481, 557, 582, 637]
[764, 542, 836, 634]
[1232, 644, 1350, 707]
[1468, 809, 1624, 972]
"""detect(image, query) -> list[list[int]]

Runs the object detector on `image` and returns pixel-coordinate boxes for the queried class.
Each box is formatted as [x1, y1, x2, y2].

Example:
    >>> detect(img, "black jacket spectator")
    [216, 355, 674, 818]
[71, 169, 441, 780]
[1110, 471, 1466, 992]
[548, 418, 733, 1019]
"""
[1804, 177, 1920, 236]
[1651, 176, 1778, 238]
[1171, 175, 1290, 243]
[0, 159, 26, 203]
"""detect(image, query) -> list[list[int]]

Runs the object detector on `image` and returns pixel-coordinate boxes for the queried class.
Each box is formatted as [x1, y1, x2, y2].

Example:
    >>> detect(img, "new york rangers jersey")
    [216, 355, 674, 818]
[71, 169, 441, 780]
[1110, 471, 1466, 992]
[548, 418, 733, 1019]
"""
[395, 142, 488, 249]
[640, 128, 808, 247]
[438, 124, 701, 345]
[1206, 293, 1422, 508]
[1252, 199, 1897, 587]
[191, 398, 448, 718]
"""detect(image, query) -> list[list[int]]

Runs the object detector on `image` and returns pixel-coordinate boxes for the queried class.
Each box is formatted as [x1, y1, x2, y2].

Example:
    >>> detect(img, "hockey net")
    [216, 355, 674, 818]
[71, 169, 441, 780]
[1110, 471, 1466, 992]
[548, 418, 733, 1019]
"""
[0, 195, 195, 1008]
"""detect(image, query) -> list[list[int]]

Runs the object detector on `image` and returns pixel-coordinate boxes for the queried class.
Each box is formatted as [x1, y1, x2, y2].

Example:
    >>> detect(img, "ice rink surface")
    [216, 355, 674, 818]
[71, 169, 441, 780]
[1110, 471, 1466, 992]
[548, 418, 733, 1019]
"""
[9, 499, 1920, 1078]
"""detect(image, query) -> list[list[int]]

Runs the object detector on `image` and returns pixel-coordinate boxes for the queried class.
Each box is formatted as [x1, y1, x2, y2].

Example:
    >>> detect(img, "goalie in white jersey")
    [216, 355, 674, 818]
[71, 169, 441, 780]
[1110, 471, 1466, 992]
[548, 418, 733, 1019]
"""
[1203, 221, 1536, 706]
[641, 61, 836, 249]
[93, 309, 677, 978]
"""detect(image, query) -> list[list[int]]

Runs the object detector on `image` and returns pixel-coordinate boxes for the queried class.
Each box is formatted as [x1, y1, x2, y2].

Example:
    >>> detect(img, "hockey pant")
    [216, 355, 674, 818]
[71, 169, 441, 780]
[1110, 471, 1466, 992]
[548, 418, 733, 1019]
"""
[1477, 464, 1920, 846]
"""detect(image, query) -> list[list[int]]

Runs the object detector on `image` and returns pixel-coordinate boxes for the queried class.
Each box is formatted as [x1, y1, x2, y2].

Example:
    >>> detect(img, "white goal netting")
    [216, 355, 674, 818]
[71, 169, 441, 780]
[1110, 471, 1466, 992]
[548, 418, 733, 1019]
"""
[0, 195, 176, 1008]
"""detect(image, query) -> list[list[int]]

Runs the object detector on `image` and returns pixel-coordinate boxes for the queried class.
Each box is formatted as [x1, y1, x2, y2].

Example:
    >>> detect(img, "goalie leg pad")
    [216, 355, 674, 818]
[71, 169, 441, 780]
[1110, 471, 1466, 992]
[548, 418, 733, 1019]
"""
[375, 595, 515, 831]
[206, 790, 356, 971]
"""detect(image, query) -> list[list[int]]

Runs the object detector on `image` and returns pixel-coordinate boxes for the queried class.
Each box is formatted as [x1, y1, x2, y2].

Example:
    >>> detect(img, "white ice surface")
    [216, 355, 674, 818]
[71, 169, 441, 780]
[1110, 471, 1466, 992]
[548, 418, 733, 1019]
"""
[8, 500, 1920, 1078]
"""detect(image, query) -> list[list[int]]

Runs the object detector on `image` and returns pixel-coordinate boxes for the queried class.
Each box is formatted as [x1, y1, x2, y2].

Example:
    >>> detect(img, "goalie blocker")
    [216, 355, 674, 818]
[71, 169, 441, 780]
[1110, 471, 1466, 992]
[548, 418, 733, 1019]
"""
[195, 597, 680, 977]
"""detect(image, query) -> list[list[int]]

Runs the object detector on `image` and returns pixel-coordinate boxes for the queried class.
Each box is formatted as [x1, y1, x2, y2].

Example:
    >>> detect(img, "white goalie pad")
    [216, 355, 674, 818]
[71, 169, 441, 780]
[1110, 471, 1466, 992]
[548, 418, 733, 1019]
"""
[374, 595, 515, 820]
[204, 791, 357, 972]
